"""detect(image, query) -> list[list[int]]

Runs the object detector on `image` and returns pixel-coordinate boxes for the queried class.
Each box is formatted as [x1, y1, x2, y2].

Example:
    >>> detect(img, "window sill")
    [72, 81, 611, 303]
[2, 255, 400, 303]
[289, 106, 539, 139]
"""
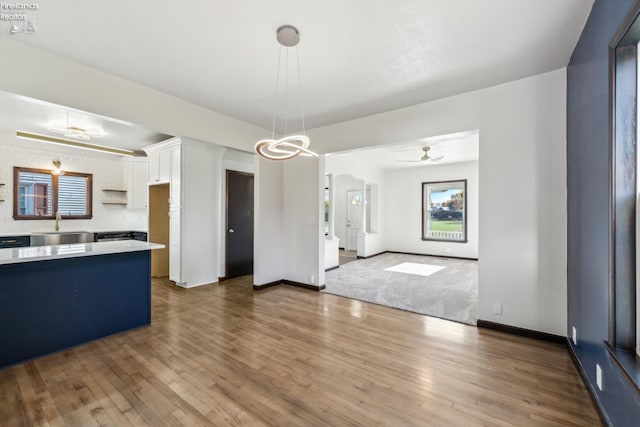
[605, 341, 640, 394]
[421, 238, 468, 243]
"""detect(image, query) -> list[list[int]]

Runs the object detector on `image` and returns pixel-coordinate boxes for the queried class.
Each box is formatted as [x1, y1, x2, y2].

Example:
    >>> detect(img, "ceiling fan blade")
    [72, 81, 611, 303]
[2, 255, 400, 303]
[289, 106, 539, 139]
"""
[396, 159, 424, 163]
[428, 155, 444, 161]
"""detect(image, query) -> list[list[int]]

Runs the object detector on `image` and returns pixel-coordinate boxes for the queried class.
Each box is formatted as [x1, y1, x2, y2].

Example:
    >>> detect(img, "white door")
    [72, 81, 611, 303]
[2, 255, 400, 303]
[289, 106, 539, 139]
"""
[346, 190, 362, 251]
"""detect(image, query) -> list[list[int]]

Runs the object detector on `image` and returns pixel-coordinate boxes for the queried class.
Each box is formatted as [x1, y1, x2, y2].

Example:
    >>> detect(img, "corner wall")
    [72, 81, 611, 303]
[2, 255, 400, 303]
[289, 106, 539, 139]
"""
[254, 158, 285, 286]
[282, 157, 323, 286]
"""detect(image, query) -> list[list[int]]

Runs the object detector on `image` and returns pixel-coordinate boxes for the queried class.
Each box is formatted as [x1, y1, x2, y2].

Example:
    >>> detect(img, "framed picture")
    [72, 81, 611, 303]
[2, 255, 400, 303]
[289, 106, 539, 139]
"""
[422, 180, 467, 242]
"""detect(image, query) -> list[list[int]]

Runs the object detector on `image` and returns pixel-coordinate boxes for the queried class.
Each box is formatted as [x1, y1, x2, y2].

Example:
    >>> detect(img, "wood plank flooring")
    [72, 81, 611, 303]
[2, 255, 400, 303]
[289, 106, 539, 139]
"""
[0, 276, 601, 426]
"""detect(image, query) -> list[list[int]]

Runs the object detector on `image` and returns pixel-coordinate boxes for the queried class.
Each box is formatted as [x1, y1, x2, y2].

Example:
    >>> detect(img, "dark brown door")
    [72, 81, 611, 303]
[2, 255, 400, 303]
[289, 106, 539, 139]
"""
[226, 170, 254, 279]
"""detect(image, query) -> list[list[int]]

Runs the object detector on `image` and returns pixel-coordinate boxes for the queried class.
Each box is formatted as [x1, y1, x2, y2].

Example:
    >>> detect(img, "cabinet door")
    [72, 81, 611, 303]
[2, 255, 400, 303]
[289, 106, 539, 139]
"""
[128, 161, 148, 209]
[169, 208, 182, 283]
[170, 145, 181, 208]
[158, 150, 171, 183]
[148, 153, 160, 183]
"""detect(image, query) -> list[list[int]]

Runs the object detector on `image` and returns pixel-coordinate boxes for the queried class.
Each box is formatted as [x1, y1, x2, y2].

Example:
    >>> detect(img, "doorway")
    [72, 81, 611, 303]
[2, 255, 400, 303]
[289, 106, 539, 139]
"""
[225, 170, 254, 279]
[149, 184, 169, 278]
[346, 190, 362, 252]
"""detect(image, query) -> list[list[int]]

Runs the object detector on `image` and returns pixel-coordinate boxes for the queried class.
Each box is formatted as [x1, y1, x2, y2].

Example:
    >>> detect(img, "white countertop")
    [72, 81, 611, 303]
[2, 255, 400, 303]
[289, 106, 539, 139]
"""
[0, 230, 148, 237]
[0, 240, 164, 265]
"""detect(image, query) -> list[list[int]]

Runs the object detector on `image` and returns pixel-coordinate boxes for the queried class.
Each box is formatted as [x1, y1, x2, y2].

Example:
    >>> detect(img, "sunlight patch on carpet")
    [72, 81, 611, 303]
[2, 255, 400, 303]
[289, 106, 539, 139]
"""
[384, 262, 445, 277]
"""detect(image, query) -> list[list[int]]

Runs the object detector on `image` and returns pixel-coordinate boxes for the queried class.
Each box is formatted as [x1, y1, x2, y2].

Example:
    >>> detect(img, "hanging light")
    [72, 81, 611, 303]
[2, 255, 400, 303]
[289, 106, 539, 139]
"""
[51, 160, 64, 175]
[255, 25, 317, 161]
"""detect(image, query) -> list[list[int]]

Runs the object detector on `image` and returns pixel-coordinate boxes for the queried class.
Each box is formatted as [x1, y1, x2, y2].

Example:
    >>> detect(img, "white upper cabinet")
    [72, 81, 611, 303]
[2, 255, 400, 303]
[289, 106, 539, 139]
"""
[159, 150, 171, 183]
[147, 152, 160, 184]
[147, 147, 172, 184]
[124, 159, 148, 210]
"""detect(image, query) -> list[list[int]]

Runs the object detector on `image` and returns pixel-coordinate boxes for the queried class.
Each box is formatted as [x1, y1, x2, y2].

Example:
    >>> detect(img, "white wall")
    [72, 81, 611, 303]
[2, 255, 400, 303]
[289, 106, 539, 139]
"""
[0, 38, 267, 152]
[384, 161, 479, 259]
[254, 158, 285, 286]
[0, 135, 147, 234]
[180, 138, 222, 287]
[308, 69, 567, 335]
[282, 156, 323, 286]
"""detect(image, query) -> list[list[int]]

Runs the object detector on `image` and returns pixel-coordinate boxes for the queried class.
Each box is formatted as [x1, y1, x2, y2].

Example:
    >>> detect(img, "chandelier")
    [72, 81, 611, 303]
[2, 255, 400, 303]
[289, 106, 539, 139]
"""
[255, 25, 317, 160]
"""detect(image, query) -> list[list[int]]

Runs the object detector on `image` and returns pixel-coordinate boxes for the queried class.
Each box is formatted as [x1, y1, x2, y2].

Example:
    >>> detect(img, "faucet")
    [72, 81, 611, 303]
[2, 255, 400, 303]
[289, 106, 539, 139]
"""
[55, 211, 61, 231]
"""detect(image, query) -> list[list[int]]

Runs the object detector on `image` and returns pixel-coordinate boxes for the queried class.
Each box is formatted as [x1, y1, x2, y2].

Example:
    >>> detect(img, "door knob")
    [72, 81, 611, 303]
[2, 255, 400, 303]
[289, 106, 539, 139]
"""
[229, 229, 235, 233]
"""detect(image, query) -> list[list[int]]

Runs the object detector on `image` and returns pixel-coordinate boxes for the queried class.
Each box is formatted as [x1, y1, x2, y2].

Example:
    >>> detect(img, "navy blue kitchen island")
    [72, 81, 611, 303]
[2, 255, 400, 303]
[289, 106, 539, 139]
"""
[0, 240, 164, 369]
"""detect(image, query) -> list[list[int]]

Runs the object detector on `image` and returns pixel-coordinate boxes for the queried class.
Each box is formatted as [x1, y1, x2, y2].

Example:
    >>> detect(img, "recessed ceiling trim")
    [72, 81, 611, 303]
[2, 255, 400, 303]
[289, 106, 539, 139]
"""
[16, 131, 136, 156]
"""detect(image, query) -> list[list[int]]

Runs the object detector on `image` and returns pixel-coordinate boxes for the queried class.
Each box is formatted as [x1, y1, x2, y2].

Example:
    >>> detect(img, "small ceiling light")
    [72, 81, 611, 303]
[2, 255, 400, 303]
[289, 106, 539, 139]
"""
[51, 160, 64, 175]
[48, 112, 105, 141]
[255, 25, 318, 161]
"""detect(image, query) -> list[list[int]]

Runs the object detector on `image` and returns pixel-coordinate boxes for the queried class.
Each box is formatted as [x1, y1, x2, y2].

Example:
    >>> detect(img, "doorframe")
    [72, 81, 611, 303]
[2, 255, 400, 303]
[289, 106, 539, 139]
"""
[224, 169, 255, 280]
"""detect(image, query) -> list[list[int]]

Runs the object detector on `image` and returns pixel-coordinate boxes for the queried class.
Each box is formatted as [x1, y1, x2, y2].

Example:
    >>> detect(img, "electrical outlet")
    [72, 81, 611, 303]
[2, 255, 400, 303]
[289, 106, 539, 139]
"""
[309, 274, 316, 284]
[596, 364, 603, 391]
[493, 302, 503, 315]
[572, 326, 577, 345]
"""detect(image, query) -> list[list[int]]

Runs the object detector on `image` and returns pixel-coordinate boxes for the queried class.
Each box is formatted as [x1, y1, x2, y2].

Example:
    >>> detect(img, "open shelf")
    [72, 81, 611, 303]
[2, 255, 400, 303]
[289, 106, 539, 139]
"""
[102, 189, 127, 206]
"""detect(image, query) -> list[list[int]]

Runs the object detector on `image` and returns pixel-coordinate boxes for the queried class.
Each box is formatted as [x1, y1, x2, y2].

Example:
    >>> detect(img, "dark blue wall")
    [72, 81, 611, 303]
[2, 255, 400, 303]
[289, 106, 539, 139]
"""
[568, 0, 640, 424]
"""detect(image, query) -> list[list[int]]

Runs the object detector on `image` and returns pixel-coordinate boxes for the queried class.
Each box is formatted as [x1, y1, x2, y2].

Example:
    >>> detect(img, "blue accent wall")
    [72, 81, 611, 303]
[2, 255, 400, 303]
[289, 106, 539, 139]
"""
[568, 0, 640, 424]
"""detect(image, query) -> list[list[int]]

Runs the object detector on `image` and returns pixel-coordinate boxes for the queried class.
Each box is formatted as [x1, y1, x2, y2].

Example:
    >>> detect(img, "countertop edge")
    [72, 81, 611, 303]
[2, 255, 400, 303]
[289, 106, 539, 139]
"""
[0, 241, 165, 265]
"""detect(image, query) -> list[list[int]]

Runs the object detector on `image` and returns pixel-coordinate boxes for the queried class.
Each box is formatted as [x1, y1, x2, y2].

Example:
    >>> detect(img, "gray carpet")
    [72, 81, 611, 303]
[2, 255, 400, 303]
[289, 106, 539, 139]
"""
[323, 253, 478, 325]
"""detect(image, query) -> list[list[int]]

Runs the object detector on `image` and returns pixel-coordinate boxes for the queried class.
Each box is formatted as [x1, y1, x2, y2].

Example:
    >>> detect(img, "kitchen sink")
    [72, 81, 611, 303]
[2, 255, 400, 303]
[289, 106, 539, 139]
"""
[30, 232, 95, 247]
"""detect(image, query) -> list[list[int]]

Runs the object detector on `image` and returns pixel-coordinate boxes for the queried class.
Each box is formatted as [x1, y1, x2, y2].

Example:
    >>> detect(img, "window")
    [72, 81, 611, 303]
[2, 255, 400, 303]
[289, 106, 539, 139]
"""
[13, 167, 93, 220]
[422, 180, 467, 242]
[609, 0, 640, 377]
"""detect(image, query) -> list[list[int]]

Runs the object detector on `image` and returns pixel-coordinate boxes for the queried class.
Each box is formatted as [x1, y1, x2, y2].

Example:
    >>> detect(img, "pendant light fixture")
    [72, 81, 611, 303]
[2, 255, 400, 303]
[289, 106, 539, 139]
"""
[51, 160, 64, 175]
[48, 111, 104, 141]
[255, 25, 317, 161]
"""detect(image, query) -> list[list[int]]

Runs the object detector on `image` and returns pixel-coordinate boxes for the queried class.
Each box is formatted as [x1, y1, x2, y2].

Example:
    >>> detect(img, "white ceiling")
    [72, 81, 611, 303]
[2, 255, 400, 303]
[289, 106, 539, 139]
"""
[0, 91, 171, 152]
[330, 130, 479, 170]
[10, 0, 593, 132]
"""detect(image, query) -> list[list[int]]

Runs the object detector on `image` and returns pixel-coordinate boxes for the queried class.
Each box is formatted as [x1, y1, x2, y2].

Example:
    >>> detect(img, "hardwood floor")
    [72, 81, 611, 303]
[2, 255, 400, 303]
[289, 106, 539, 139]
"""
[0, 276, 600, 426]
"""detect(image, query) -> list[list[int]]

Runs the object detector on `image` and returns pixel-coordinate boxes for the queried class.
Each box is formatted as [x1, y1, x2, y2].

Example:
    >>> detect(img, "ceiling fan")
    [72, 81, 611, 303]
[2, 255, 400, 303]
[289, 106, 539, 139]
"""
[397, 146, 444, 163]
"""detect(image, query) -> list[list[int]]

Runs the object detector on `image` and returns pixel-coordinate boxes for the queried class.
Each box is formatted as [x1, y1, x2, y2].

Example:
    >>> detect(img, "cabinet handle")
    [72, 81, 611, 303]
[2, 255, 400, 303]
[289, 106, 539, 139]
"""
[228, 229, 235, 233]
[2, 239, 17, 243]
